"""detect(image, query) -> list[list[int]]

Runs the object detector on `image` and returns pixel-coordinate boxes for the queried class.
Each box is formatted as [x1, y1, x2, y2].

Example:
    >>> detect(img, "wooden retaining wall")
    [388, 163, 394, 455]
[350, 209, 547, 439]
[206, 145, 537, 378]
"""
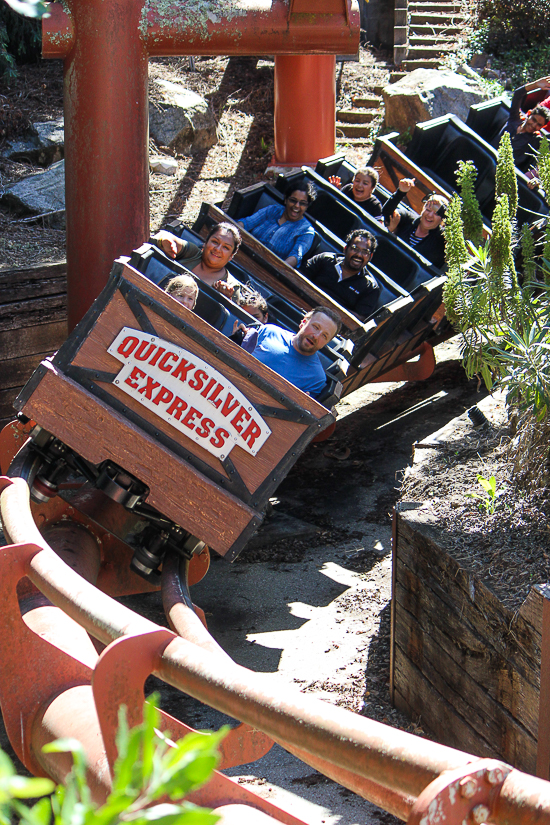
[391, 504, 550, 777]
[0, 263, 67, 429]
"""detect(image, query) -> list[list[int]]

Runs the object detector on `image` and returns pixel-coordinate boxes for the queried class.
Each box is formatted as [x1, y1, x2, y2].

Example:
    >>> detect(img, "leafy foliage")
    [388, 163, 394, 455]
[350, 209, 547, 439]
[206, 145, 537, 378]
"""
[476, 0, 550, 53]
[495, 132, 518, 221]
[443, 139, 550, 422]
[0, 0, 47, 79]
[0, 696, 225, 825]
[456, 161, 484, 247]
[466, 474, 504, 515]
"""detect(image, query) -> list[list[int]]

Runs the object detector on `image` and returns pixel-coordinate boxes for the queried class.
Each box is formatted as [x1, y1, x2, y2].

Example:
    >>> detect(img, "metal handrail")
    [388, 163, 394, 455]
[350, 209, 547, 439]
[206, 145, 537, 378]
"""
[3, 475, 550, 824]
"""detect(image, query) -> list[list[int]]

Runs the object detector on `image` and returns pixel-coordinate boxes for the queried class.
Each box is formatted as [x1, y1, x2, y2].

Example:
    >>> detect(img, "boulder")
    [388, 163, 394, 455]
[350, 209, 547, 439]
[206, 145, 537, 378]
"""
[383, 69, 489, 134]
[149, 80, 217, 154]
[2, 159, 65, 218]
[2, 117, 64, 166]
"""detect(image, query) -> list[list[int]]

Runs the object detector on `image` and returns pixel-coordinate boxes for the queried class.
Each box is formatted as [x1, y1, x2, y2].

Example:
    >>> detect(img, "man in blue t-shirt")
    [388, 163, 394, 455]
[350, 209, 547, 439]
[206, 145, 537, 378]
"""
[251, 307, 341, 399]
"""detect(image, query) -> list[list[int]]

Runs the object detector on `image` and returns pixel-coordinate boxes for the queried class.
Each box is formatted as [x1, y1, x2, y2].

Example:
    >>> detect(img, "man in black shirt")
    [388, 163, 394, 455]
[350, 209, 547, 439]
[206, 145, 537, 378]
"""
[304, 230, 380, 321]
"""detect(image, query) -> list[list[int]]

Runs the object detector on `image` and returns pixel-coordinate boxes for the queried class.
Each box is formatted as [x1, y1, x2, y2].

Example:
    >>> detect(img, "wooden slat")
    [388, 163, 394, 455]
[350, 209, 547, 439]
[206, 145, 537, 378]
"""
[0, 352, 55, 391]
[0, 295, 67, 332]
[0, 321, 67, 360]
[397, 511, 542, 677]
[0, 262, 66, 303]
[395, 574, 540, 740]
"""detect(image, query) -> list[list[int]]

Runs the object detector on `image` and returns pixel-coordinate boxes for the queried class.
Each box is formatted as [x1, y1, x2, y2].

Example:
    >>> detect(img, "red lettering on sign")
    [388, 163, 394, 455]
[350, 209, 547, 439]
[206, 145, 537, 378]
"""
[138, 376, 160, 399]
[195, 418, 214, 438]
[231, 406, 251, 433]
[134, 341, 157, 361]
[210, 427, 230, 449]
[182, 406, 202, 430]
[221, 393, 239, 418]
[208, 383, 224, 408]
[158, 351, 179, 372]
[166, 397, 188, 420]
[188, 369, 209, 392]
[124, 365, 146, 389]
[172, 358, 196, 383]
[118, 336, 139, 357]
[149, 347, 166, 367]
[200, 377, 217, 398]
[153, 387, 173, 406]
[243, 421, 261, 449]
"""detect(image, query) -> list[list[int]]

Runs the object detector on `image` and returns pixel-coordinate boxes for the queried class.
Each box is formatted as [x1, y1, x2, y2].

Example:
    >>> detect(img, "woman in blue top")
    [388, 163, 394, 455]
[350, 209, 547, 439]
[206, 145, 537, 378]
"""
[239, 179, 316, 268]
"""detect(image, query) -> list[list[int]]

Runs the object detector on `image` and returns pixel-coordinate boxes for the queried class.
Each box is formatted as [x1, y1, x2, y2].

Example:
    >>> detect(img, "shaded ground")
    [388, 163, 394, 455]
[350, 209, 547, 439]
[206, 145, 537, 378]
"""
[0, 47, 391, 271]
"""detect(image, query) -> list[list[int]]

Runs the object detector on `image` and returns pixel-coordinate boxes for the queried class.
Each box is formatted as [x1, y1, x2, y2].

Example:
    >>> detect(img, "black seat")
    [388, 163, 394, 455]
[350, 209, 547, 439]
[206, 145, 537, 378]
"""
[306, 193, 362, 240]
[466, 98, 510, 147]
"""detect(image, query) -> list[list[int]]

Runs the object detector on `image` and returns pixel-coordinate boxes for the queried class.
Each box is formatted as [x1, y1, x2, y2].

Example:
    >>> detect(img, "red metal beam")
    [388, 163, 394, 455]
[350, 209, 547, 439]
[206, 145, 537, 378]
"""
[42, 0, 359, 328]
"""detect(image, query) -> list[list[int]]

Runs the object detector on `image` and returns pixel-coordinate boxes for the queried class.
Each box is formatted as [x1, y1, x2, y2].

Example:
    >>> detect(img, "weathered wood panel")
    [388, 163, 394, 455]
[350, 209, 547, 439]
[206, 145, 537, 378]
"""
[0, 264, 68, 429]
[392, 507, 545, 775]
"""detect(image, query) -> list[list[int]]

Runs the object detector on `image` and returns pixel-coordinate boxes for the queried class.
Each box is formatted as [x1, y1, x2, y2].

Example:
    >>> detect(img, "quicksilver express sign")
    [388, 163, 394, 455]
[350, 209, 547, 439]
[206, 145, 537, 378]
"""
[108, 327, 271, 460]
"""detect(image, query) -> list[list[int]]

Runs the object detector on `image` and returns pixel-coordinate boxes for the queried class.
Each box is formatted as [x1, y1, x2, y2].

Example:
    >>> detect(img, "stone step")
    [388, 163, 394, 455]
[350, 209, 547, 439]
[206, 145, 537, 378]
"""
[406, 44, 455, 55]
[408, 37, 457, 48]
[401, 58, 443, 70]
[373, 84, 387, 95]
[337, 109, 379, 123]
[335, 122, 373, 138]
[335, 136, 373, 146]
[352, 95, 382, 108]
[409, 11, 465, 23]
[389, 71, 408, 82]
[409, 23, 461, 34]
[408, 2, 462, 11]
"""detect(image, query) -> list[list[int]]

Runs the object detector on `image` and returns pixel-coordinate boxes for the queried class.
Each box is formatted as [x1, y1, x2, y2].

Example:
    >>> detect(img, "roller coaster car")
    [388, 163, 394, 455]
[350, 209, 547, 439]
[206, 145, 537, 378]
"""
[403, 115, 549, 225]
[466, 89, 550, 148]
[223, 177, 448, 369]
[13, 258, 340, 565]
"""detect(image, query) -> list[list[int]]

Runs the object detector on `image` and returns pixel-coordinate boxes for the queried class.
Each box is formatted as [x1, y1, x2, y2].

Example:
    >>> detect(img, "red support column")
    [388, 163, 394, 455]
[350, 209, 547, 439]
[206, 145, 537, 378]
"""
[273, 55, 336, 167]
[63, 0, 149, 330]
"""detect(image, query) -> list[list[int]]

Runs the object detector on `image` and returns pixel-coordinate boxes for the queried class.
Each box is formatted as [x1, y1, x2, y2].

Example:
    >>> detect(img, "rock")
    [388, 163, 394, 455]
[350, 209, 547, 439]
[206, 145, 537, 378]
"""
[1, 159, 65, 218]
[2, 117, 64, 166]
[149, 80, 217, 154]
[383, 69, 490, 134]
[469, 52, 488, 70]
[150, 155, 178, 175]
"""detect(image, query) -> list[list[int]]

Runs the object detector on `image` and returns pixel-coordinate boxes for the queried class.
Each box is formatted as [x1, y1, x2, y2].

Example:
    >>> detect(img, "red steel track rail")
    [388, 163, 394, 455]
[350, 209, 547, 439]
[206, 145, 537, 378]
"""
[2, 474, 550, 824]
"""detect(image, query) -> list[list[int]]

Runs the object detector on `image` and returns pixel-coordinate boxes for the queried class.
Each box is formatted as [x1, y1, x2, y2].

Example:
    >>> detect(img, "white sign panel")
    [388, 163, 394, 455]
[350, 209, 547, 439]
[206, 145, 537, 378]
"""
[108, 327, 271, 460]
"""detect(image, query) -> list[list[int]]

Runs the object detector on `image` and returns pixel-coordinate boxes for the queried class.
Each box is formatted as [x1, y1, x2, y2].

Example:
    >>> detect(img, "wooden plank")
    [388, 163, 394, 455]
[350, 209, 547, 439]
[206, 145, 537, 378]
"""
[397, 511, 542, 677]
[395, 580, 539, 757]
[0, 321, 67, 360]
[0, 295, 67, 332]
[0, 262, 66, 303]
[395, 570, 540, 738]
[19, 361, 259, 556]
[393, 648, 503, 761]
[0, 387, 19, 423]
[0, 352, 55, 391]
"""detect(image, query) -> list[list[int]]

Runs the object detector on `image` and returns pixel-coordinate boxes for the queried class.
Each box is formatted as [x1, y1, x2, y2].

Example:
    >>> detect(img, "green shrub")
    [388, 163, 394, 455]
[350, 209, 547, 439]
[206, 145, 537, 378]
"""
[0, 695, 225, 825]
[0, 0, 47, 79]
[477, 0, 550, 53]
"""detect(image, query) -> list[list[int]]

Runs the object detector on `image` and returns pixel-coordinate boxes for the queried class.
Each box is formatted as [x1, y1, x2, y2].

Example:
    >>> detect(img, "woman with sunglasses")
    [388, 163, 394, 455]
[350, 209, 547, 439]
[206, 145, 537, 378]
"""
[382, 178, 448, 270]
[238, 179, 316, 269]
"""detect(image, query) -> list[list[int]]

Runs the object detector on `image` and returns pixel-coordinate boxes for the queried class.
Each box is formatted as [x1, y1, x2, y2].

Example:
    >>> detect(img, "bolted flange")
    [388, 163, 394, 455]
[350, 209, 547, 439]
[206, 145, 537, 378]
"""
[407, 759, 513, 825]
